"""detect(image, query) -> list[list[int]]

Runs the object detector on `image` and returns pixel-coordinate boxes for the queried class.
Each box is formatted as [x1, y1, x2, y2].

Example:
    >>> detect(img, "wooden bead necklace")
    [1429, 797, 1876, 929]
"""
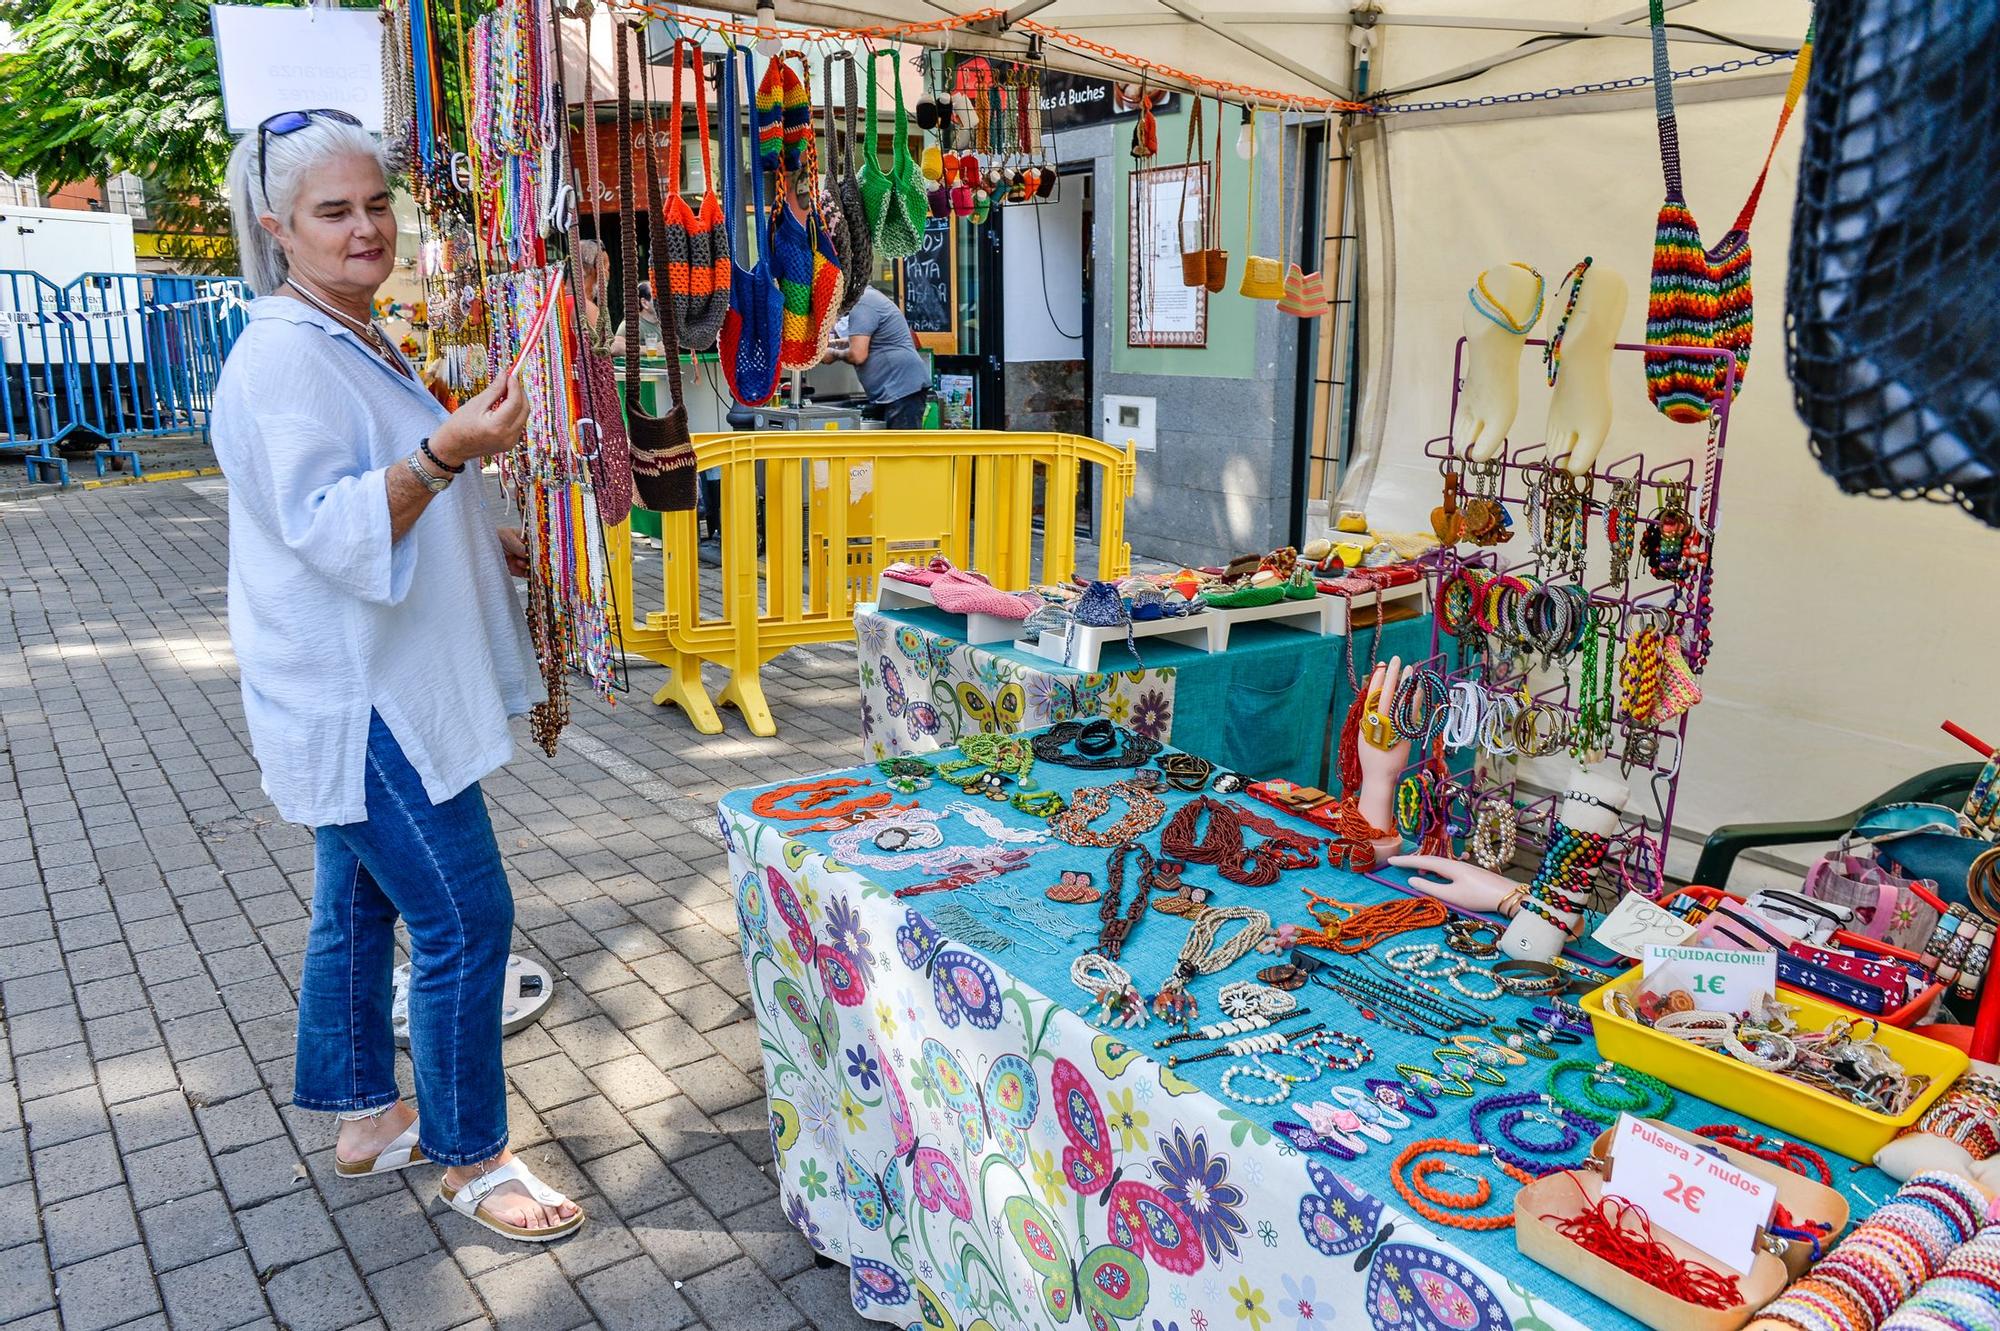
[1049, 776, 1166, 847]
[1095, 839, 1160, 960]
[1159, 796, 1317, 887]
[1390, 1139, 1533, 1231]
[749, 777, 894, 822]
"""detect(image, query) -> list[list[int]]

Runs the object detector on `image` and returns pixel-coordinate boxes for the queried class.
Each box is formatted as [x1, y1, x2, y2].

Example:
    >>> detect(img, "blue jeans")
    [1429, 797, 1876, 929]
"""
[294, 713, 513, 1166]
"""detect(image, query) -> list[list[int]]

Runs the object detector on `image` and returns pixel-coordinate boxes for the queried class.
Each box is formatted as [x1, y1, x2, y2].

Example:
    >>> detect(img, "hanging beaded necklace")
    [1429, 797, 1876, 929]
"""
[1541, 257, 1593, 385]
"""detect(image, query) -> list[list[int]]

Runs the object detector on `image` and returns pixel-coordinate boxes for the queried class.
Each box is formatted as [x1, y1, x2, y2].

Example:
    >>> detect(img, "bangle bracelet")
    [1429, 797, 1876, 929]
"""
[1492, 959, 1565, 996]
[419, 435, 465, 474]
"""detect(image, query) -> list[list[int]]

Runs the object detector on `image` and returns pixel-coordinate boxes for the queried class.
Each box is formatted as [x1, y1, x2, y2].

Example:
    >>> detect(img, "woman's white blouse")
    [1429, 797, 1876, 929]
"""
[211, 297, 543, 827]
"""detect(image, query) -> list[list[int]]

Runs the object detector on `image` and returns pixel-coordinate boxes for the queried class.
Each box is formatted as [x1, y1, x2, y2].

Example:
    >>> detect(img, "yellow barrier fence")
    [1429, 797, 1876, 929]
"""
[606, 430, 1137, 736]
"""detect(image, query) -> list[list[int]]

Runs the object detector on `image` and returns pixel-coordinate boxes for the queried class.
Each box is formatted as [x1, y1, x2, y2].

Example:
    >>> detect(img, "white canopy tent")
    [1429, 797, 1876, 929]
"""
[608, 1, 1986, 872]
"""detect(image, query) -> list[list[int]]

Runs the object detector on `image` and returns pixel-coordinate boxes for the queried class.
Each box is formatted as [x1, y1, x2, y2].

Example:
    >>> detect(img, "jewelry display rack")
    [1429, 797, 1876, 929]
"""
[1400, 335, 1738, 911]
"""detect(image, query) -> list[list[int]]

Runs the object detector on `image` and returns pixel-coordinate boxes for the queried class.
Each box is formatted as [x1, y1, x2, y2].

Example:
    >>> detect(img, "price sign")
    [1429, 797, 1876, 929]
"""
[1592, 892, 1698, 959]
[1641, 944, 1776, 1014]
[1607, 1114, 1777, 1273]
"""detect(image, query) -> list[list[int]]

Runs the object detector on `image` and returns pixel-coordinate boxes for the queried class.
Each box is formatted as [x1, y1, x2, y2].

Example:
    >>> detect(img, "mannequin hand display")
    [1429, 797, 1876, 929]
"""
[1499, 768, 1629, 962]
[1461, 262, 1545, 463]
[1543, 264, 1628, 476]
[1385, 853, 1524, 915]
[1355, 657, 1411, 852]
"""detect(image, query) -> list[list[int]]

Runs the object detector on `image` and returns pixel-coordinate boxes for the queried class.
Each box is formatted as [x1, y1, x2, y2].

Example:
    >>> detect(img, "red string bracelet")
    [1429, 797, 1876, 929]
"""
[1544, 1173, 1744, 1311]
[1692, 1124, 1832, 1186]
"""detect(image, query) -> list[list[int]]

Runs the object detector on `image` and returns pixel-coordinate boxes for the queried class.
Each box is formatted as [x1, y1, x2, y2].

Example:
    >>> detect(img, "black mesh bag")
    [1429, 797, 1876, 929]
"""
[1785, 1, 2000, 524]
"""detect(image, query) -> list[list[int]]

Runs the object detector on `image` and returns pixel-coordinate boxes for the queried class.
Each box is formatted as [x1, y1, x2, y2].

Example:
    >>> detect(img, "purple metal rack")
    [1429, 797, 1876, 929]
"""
[1405, 334, 1740, 907]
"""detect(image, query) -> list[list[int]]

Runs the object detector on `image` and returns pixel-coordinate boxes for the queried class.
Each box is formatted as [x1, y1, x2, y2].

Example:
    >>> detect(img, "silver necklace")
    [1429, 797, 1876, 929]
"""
[287, 277, 400, 369]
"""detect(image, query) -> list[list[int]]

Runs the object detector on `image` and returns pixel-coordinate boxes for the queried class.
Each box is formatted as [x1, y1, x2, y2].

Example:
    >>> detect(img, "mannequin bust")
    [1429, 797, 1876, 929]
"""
[1543, 263, 1628, 477]
[1460, 262, 1545, 464]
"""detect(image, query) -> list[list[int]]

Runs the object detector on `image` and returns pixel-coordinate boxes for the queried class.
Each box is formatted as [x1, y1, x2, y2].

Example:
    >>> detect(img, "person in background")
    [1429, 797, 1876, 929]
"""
[613, 279, 662, 351]
[575, 238, 612, 353]
[823, 283, 931, 428]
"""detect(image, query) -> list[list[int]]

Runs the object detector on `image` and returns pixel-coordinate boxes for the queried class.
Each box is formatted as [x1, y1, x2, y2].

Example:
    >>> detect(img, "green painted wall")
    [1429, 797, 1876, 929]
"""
[1110, 102, 1265, 380]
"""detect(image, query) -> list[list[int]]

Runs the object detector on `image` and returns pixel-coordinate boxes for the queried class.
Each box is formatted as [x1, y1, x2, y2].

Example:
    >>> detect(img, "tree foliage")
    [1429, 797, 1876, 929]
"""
[0, 0, 302, 270]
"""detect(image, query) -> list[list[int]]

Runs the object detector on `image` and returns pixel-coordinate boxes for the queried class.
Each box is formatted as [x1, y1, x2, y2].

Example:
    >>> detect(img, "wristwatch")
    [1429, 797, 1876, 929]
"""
[405, 452, 453, 494]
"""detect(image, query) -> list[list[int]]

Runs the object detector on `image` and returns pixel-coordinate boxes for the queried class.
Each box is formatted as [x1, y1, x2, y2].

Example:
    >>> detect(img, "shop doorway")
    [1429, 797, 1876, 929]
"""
[998, 168, 1094, 535]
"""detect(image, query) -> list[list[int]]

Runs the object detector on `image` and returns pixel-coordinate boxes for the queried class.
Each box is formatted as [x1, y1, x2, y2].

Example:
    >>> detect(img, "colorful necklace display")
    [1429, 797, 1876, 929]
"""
[1160, 796, 1319, 886]
[1049, 776, 1167, 847]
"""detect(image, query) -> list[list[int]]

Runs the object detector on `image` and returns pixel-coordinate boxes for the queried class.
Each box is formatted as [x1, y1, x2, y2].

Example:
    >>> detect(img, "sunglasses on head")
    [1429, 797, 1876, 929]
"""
[257, 109, 364, 207]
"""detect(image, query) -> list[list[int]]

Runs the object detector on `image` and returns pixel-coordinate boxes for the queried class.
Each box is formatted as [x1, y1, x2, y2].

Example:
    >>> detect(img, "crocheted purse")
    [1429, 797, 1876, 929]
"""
[617, 24, 694, 510]
[1237, 111, 1283, 301]
[1644, 0, 1814, 422]
[1177, 96, 1228, 291]
[823, 53, 874, 317]
[766, 53, 844, 372]
[1277, 115, 1329, 319]
[1070, 580, 1139, 666]
[718, 46, 785, 407]
[859, 48, 930, 259]
[660, 39, 729, 351]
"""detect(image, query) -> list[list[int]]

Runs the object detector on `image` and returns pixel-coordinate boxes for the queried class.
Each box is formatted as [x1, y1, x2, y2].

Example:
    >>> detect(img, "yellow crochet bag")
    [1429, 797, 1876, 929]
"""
[1238, 109, 1283, 301]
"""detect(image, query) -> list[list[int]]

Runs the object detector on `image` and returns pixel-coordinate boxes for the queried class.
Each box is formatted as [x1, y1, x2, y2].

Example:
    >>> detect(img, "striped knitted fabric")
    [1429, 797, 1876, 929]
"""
[771, 202, 819, 370]
[756, 59, 808, 176]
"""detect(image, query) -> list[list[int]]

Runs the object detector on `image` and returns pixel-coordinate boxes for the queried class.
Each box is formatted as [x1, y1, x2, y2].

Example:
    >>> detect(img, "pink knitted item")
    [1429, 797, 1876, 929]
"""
[1656, 633, 1704, 721]
[930, 570, 1040, 620]
[883, 557, 955, 587]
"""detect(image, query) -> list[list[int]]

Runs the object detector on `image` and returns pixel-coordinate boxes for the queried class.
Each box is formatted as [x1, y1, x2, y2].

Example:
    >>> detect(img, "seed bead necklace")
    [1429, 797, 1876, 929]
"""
[1149, 905, 1272, 1027]
[1050, 776, 1167, 847]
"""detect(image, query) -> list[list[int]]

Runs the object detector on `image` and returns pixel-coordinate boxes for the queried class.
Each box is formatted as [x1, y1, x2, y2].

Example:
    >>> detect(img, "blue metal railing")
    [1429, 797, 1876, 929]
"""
[0, 269, 250, 484]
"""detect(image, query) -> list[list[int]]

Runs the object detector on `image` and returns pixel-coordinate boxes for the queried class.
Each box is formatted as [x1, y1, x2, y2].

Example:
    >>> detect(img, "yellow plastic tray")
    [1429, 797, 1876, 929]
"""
[1580, 969, 1968, 1160]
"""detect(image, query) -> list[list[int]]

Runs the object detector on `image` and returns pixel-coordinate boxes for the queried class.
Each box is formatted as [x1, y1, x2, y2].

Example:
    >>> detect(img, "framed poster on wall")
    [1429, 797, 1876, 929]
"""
[1127, 163, 1207, 348]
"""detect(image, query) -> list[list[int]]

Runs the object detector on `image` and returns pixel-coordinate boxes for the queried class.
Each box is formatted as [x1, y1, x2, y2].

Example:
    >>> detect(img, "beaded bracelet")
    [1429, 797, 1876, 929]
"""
[1254, 1049, 1323, 1087]
[1396, 1062, 1474, 1099]
[1295, 1028, 1373, 1072]
[1546, 1058, 1676, 1122]
[1220, 1063, 1290, 1105]
[1366, 1076, 1437, 1120]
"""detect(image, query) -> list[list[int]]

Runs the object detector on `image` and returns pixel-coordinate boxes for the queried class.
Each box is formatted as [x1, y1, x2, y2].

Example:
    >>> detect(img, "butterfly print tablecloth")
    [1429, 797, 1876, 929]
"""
[722, 795, 1610, 1331]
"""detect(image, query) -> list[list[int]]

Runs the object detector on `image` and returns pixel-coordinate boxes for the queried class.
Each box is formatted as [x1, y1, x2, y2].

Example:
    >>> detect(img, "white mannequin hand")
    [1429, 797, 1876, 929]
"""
[1385, 853, 1522, 914]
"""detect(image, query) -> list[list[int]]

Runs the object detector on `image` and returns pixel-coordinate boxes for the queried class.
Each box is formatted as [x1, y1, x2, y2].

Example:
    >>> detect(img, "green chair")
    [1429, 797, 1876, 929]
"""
[1692, 763, 1985, 889]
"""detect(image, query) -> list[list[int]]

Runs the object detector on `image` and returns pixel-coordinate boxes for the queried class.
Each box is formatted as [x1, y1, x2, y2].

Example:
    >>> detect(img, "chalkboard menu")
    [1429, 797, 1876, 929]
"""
[903, 219, 953, 338]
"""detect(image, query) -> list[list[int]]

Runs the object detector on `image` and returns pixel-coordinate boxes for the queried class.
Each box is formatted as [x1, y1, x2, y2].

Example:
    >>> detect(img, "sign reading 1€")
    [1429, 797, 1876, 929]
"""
[1640, 943, 1777, 1015]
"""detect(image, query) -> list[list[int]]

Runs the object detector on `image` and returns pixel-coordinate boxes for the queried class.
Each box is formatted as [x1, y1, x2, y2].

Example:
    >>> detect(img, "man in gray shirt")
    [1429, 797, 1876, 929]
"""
[825, 284, 931, 428]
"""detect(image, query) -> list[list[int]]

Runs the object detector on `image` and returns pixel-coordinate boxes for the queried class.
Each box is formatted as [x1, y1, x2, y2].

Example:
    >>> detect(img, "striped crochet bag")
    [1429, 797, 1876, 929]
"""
[766, 52, 843, 371]
[659, 40, 729, 351]
[718, 45, 785, 407]
[1644, 0, 1814, 422]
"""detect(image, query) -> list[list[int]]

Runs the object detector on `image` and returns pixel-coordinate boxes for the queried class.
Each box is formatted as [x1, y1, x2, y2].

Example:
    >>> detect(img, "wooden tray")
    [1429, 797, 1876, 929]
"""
[1516, 1168, 1789, 1331]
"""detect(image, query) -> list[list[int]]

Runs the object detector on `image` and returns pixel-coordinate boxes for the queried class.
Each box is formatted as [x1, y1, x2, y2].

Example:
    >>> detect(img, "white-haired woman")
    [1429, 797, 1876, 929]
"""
[215, 109, 582, 1241]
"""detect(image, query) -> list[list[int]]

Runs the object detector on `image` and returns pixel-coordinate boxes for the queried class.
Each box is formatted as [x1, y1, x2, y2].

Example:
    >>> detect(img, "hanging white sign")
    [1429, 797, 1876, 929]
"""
[210, 7, 386, 135]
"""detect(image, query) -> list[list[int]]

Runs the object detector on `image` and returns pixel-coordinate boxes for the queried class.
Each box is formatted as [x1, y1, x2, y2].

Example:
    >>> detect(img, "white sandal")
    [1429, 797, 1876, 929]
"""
[439, 1158, 586, 1242]
[333, 1104, 427, 1178]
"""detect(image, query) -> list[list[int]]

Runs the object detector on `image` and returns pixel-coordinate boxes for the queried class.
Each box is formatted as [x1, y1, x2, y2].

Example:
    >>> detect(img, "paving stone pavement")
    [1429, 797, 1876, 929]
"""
[0, 475, 889, 1331]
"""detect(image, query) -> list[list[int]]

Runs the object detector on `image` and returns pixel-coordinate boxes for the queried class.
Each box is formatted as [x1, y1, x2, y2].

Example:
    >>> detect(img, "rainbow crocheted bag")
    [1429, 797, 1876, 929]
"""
[1643, 0, 1813, 422]
[719, 46, 784, 407]
[766, 54, 843, 372]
